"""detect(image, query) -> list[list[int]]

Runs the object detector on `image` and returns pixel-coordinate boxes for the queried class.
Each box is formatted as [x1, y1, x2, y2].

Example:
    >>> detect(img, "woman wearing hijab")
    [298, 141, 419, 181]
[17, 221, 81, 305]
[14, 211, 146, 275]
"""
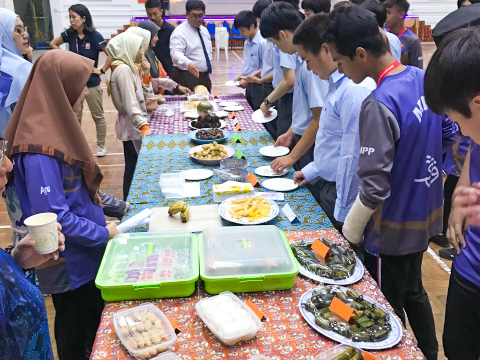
[50, 4, 110, 157]
[0, 8, 32, 135]
[137, 21, 192, 95]
[106, 31, 152, 200]
[5, 50, 120, 360]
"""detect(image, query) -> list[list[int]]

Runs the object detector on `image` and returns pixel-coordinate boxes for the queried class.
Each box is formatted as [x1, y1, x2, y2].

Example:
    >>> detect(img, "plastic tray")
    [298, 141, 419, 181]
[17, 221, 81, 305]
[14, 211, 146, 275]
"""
[195, 291, 263, 346]
[113, 303, 177, 359]
[95, 232, 199, 301]
[199, 226, 298, 294]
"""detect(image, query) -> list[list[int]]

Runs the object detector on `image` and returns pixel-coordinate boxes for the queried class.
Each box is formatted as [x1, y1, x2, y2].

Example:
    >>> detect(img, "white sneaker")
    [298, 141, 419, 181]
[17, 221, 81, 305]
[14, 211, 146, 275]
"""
[96, 146, 106, 157]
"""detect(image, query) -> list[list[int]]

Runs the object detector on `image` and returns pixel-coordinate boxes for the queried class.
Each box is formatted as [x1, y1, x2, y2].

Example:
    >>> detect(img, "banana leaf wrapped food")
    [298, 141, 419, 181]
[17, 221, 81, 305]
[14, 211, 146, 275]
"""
[291, 239, 356, 280]
[302, 286, 391, 343]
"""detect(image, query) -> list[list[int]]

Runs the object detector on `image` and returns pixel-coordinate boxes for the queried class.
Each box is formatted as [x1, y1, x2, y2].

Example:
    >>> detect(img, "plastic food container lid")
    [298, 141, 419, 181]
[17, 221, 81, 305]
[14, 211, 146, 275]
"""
[200, 225, 297, 277]
[96, 232, 198, 287]
[114, 303, 177, 359]
[195, 291, 263, 346]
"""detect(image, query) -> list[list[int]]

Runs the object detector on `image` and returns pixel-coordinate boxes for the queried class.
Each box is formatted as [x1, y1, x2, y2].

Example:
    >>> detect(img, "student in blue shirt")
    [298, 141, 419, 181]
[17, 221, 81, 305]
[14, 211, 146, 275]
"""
[261, 2, 327, 174]
[233, 10, 266, 111]
[291, 14, 375, 231]
[424, 27, 480, 360]
[325, 7, 458, 360]
[50, 4, 110, 158]
[259, 4, 297, 140]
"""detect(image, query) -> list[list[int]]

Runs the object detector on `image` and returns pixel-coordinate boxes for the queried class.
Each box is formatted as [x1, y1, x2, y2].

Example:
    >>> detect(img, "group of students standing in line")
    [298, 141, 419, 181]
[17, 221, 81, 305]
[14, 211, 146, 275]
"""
[1, 0, 480, 360]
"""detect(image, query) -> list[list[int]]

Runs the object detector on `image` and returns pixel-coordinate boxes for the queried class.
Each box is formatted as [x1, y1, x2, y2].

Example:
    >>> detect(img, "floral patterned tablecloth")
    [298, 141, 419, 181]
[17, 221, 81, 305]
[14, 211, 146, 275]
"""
[91, 230, 425, 360]
[149, 94, 266, 135]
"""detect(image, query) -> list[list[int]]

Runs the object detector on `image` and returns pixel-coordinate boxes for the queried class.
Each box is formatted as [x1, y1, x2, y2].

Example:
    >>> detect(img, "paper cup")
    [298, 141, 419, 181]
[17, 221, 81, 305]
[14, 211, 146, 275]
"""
[24, 212, 59, 255]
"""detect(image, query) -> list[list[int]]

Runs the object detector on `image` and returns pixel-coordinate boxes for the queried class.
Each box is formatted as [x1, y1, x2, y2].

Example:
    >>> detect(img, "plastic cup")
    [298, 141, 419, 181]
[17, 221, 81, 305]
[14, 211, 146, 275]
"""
[24, 212, 59, 255]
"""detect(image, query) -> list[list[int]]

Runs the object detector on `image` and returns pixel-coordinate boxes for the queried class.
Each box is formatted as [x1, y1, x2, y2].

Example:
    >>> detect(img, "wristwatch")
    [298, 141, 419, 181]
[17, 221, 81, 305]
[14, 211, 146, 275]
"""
[100, 68, 105, 75]
[264, 96, 271, 106]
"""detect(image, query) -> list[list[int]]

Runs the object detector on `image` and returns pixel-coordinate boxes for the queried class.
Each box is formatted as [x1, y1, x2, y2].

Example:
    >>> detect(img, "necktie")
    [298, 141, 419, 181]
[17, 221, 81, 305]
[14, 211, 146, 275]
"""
[197, 27, 212, 74]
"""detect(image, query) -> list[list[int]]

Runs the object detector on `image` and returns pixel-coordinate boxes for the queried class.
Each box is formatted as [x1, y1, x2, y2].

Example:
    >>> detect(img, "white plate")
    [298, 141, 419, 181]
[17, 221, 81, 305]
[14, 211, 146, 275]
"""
[184, 111, 199, 119]
[254, 166, 288, 177]
[299, 286, 403, 350]
[219, 195, 279, 225]
[219, 101, 239, 107]
[225, 80, 240, 87]
[215, 110, 229, 118]
[252, 108, 278, 123]
[262, 178, 298, 192]
[183, 169, 213, 181]
[223, 105, 245, 112]
[259, 146, 290, 158]
[292, 240, 364, 285]
[189, 119, 227, 130]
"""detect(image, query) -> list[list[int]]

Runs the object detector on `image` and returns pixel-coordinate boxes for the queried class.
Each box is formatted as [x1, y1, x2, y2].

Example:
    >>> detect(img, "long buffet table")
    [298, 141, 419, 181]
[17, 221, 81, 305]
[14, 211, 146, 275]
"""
[91, 94, 426, 359]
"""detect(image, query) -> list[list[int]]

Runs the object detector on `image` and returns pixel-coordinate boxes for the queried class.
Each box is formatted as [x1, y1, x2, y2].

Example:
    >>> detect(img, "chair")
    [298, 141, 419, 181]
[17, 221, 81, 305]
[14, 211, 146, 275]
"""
[215, 27, 229, 61]
[231, 24, 244, 49]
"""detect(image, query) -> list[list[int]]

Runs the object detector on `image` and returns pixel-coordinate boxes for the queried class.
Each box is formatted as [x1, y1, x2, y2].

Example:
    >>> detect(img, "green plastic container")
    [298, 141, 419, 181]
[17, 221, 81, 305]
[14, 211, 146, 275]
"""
[95, 232, 199, 301]
[199, 225, 299, 294]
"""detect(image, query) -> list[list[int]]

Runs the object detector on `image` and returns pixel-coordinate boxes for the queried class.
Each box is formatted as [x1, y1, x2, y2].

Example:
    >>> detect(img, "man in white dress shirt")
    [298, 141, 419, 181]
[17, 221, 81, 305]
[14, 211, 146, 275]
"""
[170, 0, 213, 91]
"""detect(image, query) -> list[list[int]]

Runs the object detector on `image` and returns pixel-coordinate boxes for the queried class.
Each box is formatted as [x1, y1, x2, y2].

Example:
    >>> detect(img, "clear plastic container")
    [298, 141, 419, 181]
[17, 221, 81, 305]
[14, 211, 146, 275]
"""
[314, 345, 365, 359]
[195, 291, 263, 346]
[220, 158, 249, 170]
[151, 352, 182, 360]
[95, 232, 199, 301]
[113, 303, 177, 359]
[199, 226, 298, 294]
[159, 173, 185, 198]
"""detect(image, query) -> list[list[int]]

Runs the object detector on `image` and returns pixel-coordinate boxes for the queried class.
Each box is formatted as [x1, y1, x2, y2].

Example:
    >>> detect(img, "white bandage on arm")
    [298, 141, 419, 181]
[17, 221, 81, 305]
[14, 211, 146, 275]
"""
[342, 194, 376, 244]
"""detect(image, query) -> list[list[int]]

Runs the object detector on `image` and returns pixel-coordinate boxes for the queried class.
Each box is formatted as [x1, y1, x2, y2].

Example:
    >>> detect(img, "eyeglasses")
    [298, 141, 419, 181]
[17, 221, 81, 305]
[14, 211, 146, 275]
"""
[14, 26, 27, 36]
[189, 13, 205, 20]
[0, 137, 7, 165]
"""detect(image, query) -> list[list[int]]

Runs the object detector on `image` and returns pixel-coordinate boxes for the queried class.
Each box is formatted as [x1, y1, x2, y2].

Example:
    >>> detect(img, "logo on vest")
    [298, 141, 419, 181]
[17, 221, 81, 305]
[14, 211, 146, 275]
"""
[40, 186, 51, 195]
[360, 147, 375, 155]
[413, 96, 428, 123]
[414, 155, 439, 188]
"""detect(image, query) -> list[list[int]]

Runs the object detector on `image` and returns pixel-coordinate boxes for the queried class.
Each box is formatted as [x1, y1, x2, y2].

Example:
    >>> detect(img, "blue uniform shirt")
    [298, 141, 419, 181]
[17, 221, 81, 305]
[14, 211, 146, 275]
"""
[272, 45, 295, 92]
[243, 29, 265, 76]
[61, 30, 107, 88]
[385, 31, 402, 62]
[291, 54, 328, 136]
[260, 39, 274, 79]
[302, 70, 375, 221]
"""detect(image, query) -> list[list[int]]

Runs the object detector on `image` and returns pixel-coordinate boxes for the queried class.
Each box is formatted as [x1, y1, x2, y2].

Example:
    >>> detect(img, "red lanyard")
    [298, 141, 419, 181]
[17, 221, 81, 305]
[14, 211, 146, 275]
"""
[397, 26, 407, 38]
[377, 60, 401, 87]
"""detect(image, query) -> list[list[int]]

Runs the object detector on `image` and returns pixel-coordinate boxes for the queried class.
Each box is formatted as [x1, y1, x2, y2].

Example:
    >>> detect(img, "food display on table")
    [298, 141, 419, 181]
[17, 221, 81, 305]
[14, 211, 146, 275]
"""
[299, 285, 402, 350]
[196, 101, 215, 116]
[193, 142, 228, 160]
[314, 345, 365, 360]
[196, 128, 225, 140]
[168, 201, 190, 222]
[191, 113, 222, 129]
[113, 303, 177, 359]
[195, 291, 263, 345]
[183, 100, 199, 111]
[199, 226, 299, 294]
[95, 232, 199, 301]
[228, 196, 272, 222]
[194, 85, 209, 96]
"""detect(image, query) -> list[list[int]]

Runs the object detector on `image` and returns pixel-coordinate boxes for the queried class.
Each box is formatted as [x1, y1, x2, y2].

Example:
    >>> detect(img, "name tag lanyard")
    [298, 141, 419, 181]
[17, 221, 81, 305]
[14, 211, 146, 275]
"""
[377, 60, 401, 87]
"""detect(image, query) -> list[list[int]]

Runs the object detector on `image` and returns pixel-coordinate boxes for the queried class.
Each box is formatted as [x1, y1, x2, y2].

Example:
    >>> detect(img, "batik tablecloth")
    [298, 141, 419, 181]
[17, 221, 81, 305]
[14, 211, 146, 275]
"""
[91, 230, 425, 360]
[149, 94, 266, 134]
[125, 131, 332, 231]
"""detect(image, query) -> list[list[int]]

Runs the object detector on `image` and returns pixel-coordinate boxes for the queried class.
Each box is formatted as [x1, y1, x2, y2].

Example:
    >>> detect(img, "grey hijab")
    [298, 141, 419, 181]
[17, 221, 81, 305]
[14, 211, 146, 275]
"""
[138, 21, 161, 78]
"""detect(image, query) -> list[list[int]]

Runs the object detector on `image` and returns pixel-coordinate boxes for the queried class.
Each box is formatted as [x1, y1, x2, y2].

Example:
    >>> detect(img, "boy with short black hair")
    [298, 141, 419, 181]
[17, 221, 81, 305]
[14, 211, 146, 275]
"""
[291, 13, 375, 230]
[233, 10, 266, 110]
[301, 0, 331, 17]
[424, 27, 480, 360]
[261, 2, 328, 177]
[384, 0, 423, 68]
[325, 6, 458, 360]
[145, 0, 175, 76]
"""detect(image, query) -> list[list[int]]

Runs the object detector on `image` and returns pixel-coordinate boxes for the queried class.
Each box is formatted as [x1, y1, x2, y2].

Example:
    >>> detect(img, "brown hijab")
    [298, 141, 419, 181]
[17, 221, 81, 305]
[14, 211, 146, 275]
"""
[4, 49, 103, 205]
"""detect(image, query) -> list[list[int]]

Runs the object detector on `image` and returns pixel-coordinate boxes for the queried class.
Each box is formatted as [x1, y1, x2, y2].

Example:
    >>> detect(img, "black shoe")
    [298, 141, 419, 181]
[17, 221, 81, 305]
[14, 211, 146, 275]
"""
[439, 248, 456, 260]
[429, 234, 450, 248]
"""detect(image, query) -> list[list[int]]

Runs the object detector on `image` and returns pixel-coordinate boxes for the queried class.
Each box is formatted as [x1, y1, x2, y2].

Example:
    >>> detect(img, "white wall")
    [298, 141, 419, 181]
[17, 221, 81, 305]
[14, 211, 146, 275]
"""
[0, 0, 15, 11]
[50, 0, 255, 40]
[408, 0, 457, 28]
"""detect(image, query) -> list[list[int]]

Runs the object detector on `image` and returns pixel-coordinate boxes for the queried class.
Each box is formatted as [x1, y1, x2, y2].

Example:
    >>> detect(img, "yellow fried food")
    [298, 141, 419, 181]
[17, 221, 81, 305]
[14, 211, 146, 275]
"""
[193, 143, 227, 159]
[194, 85, 209, 95]
[229, 197, 271, 222]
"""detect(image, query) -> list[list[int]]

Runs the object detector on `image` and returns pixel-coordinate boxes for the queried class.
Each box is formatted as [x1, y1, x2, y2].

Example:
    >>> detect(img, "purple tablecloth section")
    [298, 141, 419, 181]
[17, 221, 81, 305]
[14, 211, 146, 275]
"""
[148, 93, 266, 134]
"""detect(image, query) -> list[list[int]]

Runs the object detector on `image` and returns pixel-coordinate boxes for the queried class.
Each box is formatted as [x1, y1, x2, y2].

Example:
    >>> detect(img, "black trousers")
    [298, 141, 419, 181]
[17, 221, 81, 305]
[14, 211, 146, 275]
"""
[170, 67, 212, 93]
[312, 177, 343, 232]
[276, 92, 293, 138]
[364, 251, 438, 360]
[245, 82, 263, 111]
[51, 281, 105, 360]
[261, 82, 277, 140]
[123, 140, 142, 201]
[442, 174, 459, 234]
[443, 266, 480, 360]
